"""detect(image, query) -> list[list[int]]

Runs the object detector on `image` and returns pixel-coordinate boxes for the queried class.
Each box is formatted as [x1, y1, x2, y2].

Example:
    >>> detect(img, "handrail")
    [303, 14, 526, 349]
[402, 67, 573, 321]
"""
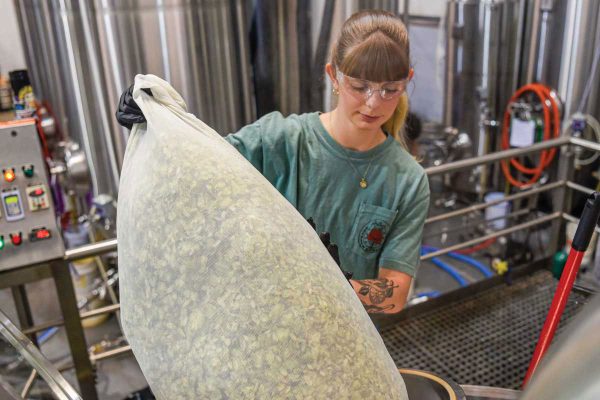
[64, 238, 117, 262]
[570, 136, 600, 153]
[425, 136, 570, 176]
[567, 180, 595, 196]
[563, 213, 600, 235]
[425, 181, 564, 224]
[420, 212, 561, 260]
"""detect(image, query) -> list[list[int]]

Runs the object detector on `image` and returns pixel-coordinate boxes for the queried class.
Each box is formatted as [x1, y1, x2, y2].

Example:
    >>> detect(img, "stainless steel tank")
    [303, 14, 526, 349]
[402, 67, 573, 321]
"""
[357, 0, 399, 12]
[551, 0, 599, 119]
[14, 0, 121, 197]
[516, 0, 600, 120]
[444, 0, 524, 157]
[14, 0, 257, 197]
[93, 0, 256, 134]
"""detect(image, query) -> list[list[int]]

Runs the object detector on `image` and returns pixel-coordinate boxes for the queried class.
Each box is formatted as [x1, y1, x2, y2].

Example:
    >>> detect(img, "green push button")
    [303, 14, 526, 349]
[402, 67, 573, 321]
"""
[23, 165, 34, 178]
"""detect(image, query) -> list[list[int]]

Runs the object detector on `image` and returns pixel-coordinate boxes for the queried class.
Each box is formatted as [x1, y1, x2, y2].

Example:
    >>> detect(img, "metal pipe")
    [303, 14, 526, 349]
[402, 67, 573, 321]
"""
[89, 345, 131, 362]
[424, 209, 532, 240]
[443, 1, 457, 127]
[563, 213, 600, 235]
[570, 136, 600, 153]
[221, 1, 238, 131]
[525, 0, 542, 83]
[566, 180, 595, 195]
[460, 385, 520, 399]
[402, 0, 409, 32]
[425, 136, 570, 176]
[64, 238, 117, 261]
[22, 304, 121, 336]
[81, 303, 120, 319]
[21, 369, 37, 398]
[420, 212, 561, 260]
[22, 320, 61, 336]
[556, 0, 599, 119]
[425, 181, 565, 224]
[234, 0, 254, 124]
[535, 2, 551, 82]
[550, 135, 575, 276]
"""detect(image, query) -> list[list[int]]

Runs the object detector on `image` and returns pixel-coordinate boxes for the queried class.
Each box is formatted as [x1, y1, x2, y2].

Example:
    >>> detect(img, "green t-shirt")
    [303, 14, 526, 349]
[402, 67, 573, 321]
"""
[225, 111, 430, 280]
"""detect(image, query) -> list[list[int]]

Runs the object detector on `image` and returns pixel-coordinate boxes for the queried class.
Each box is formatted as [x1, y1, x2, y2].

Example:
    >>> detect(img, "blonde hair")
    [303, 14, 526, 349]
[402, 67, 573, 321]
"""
[331, 10, 411, 147]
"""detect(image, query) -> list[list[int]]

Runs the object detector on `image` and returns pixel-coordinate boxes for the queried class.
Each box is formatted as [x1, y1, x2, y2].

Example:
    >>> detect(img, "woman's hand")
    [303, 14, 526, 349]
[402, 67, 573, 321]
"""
[115, 84, 147, 129]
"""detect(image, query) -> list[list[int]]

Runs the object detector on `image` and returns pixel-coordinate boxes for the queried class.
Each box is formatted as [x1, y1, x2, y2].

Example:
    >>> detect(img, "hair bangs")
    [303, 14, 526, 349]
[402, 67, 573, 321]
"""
[340, 31, 409, 82]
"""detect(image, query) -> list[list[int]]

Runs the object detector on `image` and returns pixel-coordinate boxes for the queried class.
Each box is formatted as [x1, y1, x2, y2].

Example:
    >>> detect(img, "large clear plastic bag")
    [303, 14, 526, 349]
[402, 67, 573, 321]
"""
[117, 74, 408, 399]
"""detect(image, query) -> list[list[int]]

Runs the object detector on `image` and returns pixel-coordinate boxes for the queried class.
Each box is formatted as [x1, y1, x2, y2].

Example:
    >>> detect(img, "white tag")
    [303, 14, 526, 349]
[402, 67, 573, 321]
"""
[509, 118, 536, 147]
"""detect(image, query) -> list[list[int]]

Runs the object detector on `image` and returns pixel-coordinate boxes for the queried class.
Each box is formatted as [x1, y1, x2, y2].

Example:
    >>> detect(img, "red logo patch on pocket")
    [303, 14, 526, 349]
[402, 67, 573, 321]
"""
[359, 221, 389, 253]
[367, 228, 384, 244]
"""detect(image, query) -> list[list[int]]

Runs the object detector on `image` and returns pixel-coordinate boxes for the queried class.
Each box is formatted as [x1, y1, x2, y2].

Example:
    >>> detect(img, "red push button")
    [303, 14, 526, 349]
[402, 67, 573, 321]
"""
[30, 187, 45, 197]
[30, 228, 51, 242]
[9, 232, 22, 246]
[36, 229, 50, 240]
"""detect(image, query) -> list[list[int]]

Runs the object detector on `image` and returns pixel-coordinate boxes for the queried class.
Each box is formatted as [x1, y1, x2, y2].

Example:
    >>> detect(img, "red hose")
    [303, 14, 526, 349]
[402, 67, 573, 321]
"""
[455, 237, 496, 254]
[522, 248, 585, 387]
[501, 84, 560, 188]
[34, 117, 51, 161]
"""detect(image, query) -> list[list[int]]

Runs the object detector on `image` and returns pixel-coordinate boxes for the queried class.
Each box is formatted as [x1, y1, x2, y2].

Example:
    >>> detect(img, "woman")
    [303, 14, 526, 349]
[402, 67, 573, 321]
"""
[117, 10, 430, 313]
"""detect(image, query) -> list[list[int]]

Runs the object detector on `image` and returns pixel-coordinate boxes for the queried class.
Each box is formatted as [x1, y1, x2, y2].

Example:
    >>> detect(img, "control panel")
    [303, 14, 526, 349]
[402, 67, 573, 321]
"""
[0, 120, 64, 271]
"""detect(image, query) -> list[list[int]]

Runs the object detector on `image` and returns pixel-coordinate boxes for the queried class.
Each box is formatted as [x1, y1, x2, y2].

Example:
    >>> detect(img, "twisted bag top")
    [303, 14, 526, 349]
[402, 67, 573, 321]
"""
[117, 74, 408, 399]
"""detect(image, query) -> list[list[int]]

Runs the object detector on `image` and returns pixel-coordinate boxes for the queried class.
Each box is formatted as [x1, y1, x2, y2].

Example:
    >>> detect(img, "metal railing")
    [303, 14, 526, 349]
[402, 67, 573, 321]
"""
[10, 135, 600, 373]
[418, 135, 597, 259]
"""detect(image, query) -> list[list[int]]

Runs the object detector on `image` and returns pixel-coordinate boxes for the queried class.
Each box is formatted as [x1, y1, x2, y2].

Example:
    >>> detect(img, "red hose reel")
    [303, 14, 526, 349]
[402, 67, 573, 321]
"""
[501, 84, 561, 188]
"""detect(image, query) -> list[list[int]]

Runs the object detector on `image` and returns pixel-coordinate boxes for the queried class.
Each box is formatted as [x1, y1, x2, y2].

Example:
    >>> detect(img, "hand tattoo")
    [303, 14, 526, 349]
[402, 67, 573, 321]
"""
[357, 278, 398, 304]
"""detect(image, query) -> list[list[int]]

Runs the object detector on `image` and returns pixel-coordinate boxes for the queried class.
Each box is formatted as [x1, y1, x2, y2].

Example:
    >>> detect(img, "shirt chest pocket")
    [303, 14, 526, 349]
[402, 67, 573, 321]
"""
[349, 202, 398, 258]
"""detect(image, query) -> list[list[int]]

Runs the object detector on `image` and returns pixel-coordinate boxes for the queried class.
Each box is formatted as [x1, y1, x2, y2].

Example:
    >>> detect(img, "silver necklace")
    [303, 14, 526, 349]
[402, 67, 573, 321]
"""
[328, 112, 377, 189]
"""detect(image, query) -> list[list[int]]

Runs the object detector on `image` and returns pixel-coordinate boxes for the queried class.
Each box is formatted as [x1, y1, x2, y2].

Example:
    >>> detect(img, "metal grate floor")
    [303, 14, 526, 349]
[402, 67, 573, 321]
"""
[380, 270, 589, 389]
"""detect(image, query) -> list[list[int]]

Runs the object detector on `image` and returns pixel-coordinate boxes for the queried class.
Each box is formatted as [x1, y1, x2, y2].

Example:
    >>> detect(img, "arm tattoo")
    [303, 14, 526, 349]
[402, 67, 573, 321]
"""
[355, 278, 399, 313]
[364, 304, 395, 313]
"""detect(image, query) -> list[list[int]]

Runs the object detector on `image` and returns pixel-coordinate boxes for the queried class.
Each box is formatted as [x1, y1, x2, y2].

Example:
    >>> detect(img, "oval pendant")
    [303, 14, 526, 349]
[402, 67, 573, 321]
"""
[360, 178, 368, 189]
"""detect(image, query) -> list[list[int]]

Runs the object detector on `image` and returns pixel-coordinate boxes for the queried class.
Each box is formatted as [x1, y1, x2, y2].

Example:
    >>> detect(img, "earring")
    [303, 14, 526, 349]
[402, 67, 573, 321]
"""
[332, 87, 339, 96]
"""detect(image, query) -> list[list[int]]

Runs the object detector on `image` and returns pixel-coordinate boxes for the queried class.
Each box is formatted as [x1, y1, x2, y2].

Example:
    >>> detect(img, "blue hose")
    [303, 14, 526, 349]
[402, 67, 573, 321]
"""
[38, 327, 58, 344]
[422, 245, 494, 278]
[421, 248, 468, 287]
[416, 290, 441, 298]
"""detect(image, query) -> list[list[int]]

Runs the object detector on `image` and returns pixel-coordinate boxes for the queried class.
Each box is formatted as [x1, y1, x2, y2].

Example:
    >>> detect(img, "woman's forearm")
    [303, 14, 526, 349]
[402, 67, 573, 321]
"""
[350, 269, 412, 313]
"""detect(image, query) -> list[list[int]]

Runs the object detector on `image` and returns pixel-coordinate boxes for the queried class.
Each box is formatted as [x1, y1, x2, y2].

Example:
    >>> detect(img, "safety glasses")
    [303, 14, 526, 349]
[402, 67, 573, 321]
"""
[336, 68, 413, 101]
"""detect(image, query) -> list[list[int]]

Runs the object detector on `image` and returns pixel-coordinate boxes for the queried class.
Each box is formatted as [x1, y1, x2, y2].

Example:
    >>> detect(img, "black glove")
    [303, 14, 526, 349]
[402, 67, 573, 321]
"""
[115, 84, 151, 129]
[307, 218, 353, 282]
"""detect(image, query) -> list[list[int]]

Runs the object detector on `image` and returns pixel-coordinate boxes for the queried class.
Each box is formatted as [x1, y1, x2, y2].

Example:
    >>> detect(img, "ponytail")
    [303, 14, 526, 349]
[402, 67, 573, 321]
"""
[382, 93, 409, 150]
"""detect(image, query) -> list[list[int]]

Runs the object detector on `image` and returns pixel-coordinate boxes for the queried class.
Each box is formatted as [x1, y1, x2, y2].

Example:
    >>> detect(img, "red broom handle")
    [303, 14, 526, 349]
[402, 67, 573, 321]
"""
[522, 248, 584, 386]
[523, 192, 600, 387]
